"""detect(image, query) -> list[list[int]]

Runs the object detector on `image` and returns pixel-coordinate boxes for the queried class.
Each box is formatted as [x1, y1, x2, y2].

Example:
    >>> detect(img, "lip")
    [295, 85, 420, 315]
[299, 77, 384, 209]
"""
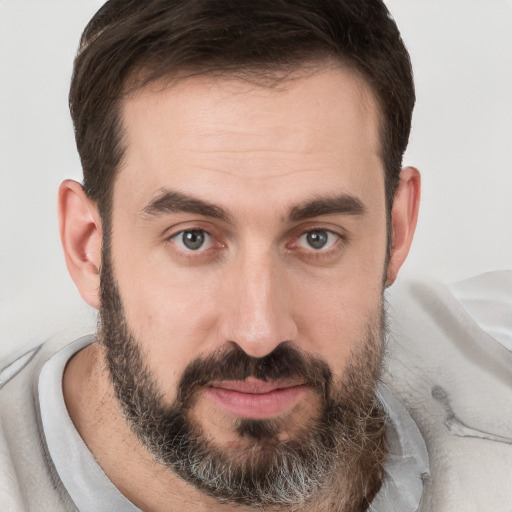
[205, 378, 308, 419]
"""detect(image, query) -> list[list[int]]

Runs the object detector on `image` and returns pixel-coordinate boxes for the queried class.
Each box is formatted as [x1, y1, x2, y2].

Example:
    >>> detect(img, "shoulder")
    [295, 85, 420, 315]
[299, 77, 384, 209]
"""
[447, 269, 512, 351]
[384, 271, 512, 511]
[0, 330, 92, 512]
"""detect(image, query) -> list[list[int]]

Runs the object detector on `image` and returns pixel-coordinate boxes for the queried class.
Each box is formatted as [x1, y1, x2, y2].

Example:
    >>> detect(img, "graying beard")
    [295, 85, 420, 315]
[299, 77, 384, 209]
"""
[98, 252, 387, 510]
[111, 345, 342, 507]
[103, 330, 386, 510]
[178, 428, 334, 506]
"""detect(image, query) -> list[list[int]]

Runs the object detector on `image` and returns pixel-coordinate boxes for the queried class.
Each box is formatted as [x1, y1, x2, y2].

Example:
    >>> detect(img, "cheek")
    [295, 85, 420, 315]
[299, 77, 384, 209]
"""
[290, 250, 385, 373]
[294, 281, 381, 358]
[113, 252, 224, 396]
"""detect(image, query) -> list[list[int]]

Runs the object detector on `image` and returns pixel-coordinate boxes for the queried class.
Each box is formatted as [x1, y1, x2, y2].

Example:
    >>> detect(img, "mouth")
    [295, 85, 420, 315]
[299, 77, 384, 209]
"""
[205, 377, 308, 419]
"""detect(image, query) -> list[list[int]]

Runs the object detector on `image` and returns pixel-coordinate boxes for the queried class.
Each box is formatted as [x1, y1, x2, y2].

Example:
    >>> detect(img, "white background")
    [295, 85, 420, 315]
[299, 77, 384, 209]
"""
[1, 0, 511, 357]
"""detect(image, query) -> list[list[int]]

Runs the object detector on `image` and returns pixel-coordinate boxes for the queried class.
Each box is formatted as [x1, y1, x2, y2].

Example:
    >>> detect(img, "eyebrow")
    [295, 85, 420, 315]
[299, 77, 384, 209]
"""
[288, 194, 366, 222]
[142, 189, 232, 223]
[141, 189, 366, 224]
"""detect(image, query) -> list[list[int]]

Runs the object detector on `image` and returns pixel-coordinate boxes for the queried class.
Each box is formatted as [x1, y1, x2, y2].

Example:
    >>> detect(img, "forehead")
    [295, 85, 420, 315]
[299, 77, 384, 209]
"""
[116, 65, 384, 215]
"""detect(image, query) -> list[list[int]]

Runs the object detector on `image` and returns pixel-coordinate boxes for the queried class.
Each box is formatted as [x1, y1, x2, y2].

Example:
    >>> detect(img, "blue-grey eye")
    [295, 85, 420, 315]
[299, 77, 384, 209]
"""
[297, 230, 338, 250]
[172, 230, 213, 251]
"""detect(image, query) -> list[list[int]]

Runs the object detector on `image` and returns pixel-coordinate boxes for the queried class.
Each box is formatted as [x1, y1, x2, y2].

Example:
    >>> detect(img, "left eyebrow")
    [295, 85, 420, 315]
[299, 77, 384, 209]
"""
[288, 194, 366, 222]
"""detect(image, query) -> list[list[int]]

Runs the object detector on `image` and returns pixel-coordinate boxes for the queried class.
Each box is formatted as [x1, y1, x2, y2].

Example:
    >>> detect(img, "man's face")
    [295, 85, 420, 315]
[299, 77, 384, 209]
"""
[100, 66, 389, 507]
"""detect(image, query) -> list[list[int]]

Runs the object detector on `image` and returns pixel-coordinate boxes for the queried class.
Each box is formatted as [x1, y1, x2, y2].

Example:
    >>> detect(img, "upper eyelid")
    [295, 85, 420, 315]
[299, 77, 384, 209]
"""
[298, 228, 340, 238]
[169, 229, 212, 243]
[292, 225, 347, 241]
[170, 228, 208, 237]
[163, 222, 217, 240]
[299, 227, 341, 235]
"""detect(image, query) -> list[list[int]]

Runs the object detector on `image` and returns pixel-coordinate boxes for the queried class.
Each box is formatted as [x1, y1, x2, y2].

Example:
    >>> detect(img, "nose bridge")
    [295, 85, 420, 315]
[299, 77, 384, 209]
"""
[223, 244, 296, 358]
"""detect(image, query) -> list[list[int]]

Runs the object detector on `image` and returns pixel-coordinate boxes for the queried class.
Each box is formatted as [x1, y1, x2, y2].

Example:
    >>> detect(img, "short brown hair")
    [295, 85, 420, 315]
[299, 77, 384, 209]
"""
[69, 0, 414, 223]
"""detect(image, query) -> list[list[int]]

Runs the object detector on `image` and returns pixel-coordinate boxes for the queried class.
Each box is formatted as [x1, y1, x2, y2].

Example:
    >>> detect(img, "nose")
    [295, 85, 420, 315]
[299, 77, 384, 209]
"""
[219, 248, 298, 358]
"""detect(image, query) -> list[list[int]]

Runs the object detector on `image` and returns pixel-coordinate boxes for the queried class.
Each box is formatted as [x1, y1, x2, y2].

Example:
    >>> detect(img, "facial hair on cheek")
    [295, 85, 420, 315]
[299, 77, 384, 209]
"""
[97, 248, 388, 511]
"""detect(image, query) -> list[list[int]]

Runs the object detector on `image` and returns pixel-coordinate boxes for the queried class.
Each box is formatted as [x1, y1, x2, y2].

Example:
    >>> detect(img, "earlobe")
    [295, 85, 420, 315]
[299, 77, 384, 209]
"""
[386, 167, 421, 286]
[58, 180, 102, 309]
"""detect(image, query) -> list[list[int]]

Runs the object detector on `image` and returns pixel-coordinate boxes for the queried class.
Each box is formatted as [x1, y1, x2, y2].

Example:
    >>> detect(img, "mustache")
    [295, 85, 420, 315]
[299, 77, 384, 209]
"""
[176, 342, 333, 406]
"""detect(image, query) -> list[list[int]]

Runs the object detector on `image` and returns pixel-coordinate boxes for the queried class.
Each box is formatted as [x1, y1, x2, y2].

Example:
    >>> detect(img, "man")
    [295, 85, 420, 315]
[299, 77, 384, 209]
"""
[0, 1, 510, 511]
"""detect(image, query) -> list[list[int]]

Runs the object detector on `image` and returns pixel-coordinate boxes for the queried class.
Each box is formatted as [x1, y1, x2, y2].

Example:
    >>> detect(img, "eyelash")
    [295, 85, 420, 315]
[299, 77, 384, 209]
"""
[166, 226, 346, 261]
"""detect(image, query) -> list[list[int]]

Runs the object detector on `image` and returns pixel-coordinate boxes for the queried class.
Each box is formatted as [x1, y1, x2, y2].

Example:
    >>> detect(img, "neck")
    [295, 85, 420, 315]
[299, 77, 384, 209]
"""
[63, 342, 383, 512]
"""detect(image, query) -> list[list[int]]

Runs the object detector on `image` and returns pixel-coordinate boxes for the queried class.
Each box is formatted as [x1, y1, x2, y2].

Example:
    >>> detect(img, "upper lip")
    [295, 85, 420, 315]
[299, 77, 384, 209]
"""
[210, 377, 306, 394]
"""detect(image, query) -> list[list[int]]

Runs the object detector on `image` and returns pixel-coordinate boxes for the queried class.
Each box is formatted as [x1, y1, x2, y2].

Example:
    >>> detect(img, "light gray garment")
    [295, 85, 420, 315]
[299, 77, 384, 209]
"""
[449, 269, 512, 351]
[0, 331, 80, 512]
[38, 335, 140, 512]
[384, 274, 512, 511]
[0, 331, 428, 511]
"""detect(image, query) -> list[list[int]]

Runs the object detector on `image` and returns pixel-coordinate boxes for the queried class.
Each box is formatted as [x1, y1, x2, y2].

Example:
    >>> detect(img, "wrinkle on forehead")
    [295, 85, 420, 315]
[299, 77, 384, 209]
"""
[122, 65, 381, 143]
[118, 65, 384, 202]
[178, 164, 345, 179]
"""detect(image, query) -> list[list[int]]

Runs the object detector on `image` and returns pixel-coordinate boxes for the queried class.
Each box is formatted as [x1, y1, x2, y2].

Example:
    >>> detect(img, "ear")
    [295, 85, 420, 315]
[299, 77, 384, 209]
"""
[386, 167, 421, 286]
[58, 180, 102, 309]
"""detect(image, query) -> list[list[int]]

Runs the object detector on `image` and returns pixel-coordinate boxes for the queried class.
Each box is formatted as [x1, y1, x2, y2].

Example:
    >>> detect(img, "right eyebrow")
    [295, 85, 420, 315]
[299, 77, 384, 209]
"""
[141, 189, 233, 223]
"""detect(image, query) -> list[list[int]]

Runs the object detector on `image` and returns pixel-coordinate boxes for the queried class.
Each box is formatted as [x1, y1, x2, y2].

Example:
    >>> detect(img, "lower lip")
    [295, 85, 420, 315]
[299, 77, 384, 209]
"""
[206, 384, 308, 419]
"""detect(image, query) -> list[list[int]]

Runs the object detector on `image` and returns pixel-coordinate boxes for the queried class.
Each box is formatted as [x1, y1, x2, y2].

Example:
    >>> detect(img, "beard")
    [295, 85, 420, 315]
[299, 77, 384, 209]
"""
[97, 249, 388, 511]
